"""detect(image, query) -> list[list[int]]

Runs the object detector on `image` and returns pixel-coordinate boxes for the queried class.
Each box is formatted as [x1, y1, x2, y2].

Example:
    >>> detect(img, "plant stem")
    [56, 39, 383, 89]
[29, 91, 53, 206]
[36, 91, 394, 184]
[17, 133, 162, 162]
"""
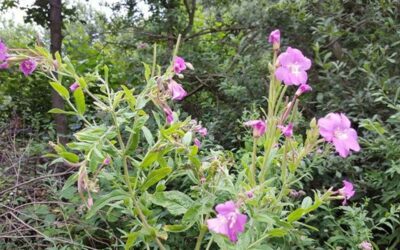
[250, 137, 258, 186]
[194, 217, 209, 250]
[205, 235, 214, 250]
[151, 43, 157, 77]
[122, 156, 166, 250]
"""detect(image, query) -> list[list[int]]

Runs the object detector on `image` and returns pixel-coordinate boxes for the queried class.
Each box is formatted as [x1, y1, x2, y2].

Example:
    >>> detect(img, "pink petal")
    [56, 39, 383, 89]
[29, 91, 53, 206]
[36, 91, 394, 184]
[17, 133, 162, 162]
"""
[275, 67, 293, 85]
[333, 138, 350, 157]
[345, 129, 360, 152]
[215, 201, 236, 215]
[340, 113, 351, 128]
[207, 216, 228, 236]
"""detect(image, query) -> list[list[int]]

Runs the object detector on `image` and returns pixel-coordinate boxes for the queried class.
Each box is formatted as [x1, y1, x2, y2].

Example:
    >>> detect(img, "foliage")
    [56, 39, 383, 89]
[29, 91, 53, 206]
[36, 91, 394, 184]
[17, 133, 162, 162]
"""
[1, 0, 400, 249]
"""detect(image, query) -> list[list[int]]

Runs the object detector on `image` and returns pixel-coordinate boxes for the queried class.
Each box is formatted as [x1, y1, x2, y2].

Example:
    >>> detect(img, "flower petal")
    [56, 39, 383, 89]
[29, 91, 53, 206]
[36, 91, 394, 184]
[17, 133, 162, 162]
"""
[215, 201, 236, 215]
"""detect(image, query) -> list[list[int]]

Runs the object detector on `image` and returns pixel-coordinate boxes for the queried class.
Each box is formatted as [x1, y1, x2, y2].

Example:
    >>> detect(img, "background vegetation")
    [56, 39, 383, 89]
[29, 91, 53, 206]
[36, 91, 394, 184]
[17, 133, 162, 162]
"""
[0, 0, 399, 249]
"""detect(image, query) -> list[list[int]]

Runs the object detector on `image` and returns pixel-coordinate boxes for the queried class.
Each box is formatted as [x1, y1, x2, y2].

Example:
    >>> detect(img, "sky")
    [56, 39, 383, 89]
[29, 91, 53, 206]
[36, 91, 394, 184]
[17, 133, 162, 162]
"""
[1, 0, 149, 24]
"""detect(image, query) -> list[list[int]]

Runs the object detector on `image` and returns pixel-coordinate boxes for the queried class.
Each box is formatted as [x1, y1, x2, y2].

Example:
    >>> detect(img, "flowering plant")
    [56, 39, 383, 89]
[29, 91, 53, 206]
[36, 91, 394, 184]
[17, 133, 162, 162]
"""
[0, 31, 368, 249]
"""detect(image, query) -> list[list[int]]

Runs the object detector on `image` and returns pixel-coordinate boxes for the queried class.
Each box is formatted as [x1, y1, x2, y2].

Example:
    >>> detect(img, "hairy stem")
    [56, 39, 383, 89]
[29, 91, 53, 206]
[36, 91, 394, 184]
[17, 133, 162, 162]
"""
[250, 137, 258, 186]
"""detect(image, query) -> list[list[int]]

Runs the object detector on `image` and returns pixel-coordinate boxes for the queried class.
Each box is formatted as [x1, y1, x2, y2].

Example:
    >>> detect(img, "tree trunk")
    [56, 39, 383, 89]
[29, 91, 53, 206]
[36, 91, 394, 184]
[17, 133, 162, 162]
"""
[49, 0, 68, 145]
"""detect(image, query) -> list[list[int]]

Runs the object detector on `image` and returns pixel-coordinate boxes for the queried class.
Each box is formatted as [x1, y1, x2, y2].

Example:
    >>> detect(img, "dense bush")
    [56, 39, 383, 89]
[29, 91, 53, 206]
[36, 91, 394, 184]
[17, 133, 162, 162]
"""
[0, 0, 399, 249]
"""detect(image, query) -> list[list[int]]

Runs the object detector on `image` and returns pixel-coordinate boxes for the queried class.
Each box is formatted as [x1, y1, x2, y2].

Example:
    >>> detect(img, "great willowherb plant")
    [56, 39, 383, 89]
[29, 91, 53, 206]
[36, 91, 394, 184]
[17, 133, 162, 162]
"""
[0, 32, 371, 249]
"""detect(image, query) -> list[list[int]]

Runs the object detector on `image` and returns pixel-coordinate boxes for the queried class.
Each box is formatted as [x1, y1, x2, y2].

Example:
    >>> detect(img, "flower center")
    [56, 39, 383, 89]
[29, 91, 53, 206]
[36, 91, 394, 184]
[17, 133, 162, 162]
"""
[289, 63, 301, 75]
[227, 212, 237, 229]
[334, 129, 348, 140]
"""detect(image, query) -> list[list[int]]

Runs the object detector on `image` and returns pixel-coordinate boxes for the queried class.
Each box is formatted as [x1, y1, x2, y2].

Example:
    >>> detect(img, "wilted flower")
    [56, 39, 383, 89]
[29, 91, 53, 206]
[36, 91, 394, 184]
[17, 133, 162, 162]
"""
[318, 113, 360, 158]
[163, 106, 174, 124]
[103, 157, 111, 165]
[87, 197, 93, 208]
[275, 47, 311, 85]
[20, 58, 37, 76]
[295, 83, 312, 96]
[207, 200, 247, 242]
[168, 80, 187, 101]
[136, 42, 149, 49]
[194, 138, 201, 148]
[173, 56, 187, 74]
[244, 120, 266, 138]
[289, 189, 306, 198]
[69, 82, 80, 92]
[278, 123, 293, 137]
[358, 241, 373, 250]
[268, 29, 280, 47]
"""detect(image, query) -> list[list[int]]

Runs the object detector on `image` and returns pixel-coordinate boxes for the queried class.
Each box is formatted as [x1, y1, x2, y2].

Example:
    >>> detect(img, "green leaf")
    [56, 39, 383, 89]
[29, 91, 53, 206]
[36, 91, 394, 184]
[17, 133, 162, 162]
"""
[104, 65, 109, 82]
[287, 208, 305, 223]
[86, 190, 129, 219]
[163, 224, 188, 232]
[143, 62, 151, 81]
[268, 228, 287, 237]
[151, 191, 193, 215]
[124, 232, 139, 250]
[121, 85, 136, 111]
[140, 151, 159, 169]
[50, 81, 70, 99]
[61, 173, 78, 193]
[141, 126, 154, 146]
[77, 77, 87, 89]
[48, 108, 76, 115]
[182, 131, 193, 146]
[73, 87, 86, 115]
[141, 167, 172, 191]
[113, 91, 124, 109]
[59, 152, 79, 163]
[64, 56, 77, 76]
[360, 119, 386, 135]
[126, 132, 140, 155]
[301, 196, 313, 209]
[75, 126, 109, 142]
[54, 51, 62, 67]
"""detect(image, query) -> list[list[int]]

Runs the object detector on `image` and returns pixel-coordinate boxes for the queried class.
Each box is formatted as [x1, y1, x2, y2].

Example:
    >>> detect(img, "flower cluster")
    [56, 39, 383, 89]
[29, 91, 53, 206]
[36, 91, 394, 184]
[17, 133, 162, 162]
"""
[0, 40, 38, 76]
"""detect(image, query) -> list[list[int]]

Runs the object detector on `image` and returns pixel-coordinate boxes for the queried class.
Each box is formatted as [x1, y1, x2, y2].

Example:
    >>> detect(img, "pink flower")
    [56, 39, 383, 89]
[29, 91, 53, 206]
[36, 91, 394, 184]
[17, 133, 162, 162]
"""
[0, 62, 8, 69]
[268, 29, 280, 45]
[0, 41, 8, 62]
[244, 120, 266, 138]
[103, 157, 111, 165]
[275, 47, 311, 85]
[338, 180, 355, 205]
[197, 127, 207, 137]
[278, 123, 293, 137]
[207, 201, 247, 242]
[295, 83, 312, 96]
[318, 113, 360, 157]
[246, 191, 254, 199]
[163, 106, 174, 124]
[69, 82, 80, 92]
[20, 58, 37, 76]
[194, 138, 201, 148]
[168, 80, 187, 101]
[358, 241, 372, 250]
[173, 56, 187, 74]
